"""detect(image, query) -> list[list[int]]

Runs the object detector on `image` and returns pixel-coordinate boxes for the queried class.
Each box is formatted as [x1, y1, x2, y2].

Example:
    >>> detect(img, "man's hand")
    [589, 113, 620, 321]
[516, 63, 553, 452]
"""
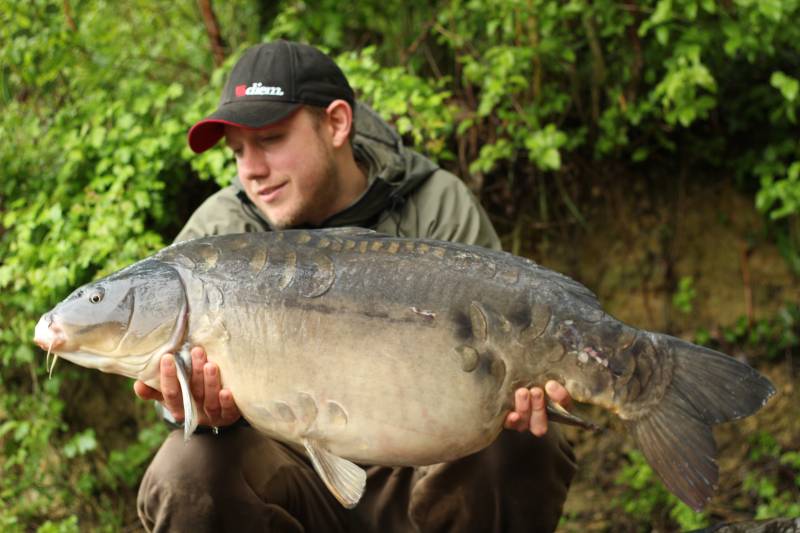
[504, 381, 572, 437]
[133, 346, 241, 427]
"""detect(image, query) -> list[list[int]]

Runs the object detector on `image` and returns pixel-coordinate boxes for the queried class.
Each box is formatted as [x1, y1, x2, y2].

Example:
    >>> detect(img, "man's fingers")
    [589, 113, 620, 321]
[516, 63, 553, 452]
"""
[160, 354, 184, 421]
[218, 389, 241, 426]
[505, 412, 520, 428]
[203, 362, 222, 421]
[133, 380, 163, 402]
[505, 382, 574, 436]
[513, 388, 531, 431]
[139, 349, 242, 429]
[203, 364, 242, 426]
[504, 388, 533, 431]
[190, 347, 207, 403]
[529, 387, 548, 437]
[545, 380, 572, 410]
[504, 388, 529, 430]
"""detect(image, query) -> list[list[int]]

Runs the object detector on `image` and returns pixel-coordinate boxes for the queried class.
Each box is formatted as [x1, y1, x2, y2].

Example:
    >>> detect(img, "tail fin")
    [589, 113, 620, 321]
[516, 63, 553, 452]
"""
[624, 335, 775, 510]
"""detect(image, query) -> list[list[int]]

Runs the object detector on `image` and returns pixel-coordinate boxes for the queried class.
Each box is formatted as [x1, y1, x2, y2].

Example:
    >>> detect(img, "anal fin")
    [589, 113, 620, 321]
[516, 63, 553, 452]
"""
[303, 438, 366, 509]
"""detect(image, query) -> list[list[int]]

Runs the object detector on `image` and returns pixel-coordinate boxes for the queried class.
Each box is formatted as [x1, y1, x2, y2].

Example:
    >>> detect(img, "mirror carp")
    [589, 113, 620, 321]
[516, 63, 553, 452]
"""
[33, 228, 775, 510]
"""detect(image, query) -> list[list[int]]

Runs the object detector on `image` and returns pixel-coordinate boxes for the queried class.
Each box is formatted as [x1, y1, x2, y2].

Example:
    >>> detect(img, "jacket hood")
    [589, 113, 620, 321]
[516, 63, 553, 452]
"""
[233, 102, 439, 229]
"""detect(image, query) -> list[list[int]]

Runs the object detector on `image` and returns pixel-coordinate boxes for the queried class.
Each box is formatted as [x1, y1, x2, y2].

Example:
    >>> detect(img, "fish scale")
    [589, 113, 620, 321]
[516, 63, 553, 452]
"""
[34, 227, 775, 511]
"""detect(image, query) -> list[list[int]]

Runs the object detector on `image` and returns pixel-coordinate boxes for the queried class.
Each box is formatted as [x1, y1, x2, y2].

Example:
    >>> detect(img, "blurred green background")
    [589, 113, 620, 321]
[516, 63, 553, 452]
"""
[1, 1, 798, 531]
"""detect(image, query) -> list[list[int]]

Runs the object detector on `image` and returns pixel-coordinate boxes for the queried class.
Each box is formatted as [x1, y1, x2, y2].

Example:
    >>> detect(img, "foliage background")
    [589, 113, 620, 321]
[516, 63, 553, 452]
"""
[1, 0, 798, 531]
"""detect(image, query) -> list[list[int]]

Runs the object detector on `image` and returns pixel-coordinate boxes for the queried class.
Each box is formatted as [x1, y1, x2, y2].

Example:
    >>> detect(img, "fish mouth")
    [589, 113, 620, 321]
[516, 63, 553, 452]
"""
[34, 313, 69, 352]
[34, 313, 73, 377]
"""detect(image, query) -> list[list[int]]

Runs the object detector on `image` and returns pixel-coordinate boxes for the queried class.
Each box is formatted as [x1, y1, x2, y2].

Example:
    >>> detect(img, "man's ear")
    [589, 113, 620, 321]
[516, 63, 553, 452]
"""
[325, 100, 354, 148]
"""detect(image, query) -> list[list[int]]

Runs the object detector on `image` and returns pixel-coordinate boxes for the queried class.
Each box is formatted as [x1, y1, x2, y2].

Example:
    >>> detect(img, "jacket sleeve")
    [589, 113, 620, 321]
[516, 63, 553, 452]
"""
[379, 169, 502, 251]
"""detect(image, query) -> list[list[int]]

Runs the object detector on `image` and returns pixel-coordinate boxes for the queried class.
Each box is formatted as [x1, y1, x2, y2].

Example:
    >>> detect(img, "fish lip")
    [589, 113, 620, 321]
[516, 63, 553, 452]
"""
[33, 336, 63, 351]
[33, 313, 68, 351]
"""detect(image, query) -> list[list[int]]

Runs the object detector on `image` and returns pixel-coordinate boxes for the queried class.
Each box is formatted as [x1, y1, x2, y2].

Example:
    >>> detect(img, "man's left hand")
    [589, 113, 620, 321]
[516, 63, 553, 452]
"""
[504, 381, 572, 437]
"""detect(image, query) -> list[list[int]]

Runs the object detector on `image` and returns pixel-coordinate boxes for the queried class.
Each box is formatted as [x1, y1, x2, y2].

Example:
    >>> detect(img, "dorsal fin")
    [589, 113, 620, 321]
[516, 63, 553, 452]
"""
[317, 227, 384, 238]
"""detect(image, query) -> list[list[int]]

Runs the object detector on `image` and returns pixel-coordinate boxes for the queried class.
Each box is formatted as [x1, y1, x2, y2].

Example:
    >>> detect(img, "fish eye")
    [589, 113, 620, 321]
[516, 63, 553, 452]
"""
[88, 289, 104, 304]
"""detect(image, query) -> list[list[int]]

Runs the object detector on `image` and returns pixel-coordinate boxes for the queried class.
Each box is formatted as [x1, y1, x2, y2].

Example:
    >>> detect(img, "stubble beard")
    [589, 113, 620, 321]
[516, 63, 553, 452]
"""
[267, 150, 340, 230]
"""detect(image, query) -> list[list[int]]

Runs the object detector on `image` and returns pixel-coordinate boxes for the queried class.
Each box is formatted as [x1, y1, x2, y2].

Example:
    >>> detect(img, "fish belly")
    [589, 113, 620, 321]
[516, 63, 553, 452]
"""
[204, 301, 508, 466]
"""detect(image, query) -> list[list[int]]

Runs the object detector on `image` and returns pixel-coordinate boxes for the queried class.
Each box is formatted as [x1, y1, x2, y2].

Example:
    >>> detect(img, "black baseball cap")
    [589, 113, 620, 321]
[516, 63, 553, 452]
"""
[187, 40, 355, 153]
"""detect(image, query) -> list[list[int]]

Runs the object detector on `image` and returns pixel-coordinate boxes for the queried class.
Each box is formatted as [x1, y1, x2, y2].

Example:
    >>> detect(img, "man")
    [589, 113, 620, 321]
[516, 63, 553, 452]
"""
[134, 40, 576, 532]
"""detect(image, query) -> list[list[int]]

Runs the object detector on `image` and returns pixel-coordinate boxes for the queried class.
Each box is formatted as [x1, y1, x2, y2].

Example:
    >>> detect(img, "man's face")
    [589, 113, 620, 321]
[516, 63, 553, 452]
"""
[225, 108, 341, 229]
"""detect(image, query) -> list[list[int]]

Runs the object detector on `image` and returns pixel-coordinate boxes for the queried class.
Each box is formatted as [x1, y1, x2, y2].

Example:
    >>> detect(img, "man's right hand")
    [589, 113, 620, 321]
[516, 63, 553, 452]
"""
[504, 381, 572, 437]
[133, 346, 242, 427]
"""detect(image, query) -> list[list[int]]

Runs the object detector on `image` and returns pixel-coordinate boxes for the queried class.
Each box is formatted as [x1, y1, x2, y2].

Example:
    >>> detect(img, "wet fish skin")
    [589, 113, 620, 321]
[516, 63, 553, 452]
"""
[33, 228, 775, 510]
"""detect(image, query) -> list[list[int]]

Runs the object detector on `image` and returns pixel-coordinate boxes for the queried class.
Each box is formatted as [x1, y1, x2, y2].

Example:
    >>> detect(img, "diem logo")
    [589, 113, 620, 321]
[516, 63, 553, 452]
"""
[235, 82, 285, 97]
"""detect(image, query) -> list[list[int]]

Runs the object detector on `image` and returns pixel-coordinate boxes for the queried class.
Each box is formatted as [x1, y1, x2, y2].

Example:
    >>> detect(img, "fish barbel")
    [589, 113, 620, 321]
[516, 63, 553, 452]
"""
[33, 228, 775, 510]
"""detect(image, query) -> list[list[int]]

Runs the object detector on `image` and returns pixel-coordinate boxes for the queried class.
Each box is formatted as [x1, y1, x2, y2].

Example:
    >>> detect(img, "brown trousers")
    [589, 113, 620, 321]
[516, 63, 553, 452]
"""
[137, 426, 576, 533]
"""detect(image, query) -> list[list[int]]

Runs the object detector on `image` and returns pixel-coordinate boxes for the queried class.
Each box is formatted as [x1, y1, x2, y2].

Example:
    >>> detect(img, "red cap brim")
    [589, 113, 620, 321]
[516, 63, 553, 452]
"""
[187, 120, 227, 153]
[186, 101, 302, 153]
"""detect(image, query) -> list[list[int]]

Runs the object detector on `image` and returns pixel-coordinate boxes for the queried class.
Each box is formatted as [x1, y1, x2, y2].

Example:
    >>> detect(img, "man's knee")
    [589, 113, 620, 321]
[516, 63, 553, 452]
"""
[137, 428, 307, 532]
[138, 427, 352, 533]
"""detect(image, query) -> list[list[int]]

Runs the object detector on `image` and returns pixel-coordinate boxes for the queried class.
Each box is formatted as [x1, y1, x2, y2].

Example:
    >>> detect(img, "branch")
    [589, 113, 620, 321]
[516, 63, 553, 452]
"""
[582, 11, 607, 125]
[625, 0, 644, 104]
[401, 18, 436, 65]
[63, 0, 77, 31]
[197, 0, 226, 67]
[739, 241, 754, 327]
[526, 0, 542, 101]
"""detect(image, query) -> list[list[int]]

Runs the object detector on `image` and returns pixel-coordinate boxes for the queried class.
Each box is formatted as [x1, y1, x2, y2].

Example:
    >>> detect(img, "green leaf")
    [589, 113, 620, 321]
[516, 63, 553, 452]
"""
[632, 147, 649, 162]
[62, 429, 97, 459]
[771, 71, 799, 102]
[541, 148, 561, 170]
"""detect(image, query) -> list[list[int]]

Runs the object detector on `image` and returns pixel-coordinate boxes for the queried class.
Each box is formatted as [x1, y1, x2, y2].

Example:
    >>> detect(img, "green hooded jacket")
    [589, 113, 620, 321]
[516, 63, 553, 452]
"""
[175, 103, 501, 251]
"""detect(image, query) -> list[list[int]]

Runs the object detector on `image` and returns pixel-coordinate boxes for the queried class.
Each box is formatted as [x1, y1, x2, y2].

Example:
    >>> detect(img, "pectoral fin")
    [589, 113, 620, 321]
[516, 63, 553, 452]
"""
[173, 345, 198, 441]
[303, 438, 366, 509]
[546, 398, 601, 431]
